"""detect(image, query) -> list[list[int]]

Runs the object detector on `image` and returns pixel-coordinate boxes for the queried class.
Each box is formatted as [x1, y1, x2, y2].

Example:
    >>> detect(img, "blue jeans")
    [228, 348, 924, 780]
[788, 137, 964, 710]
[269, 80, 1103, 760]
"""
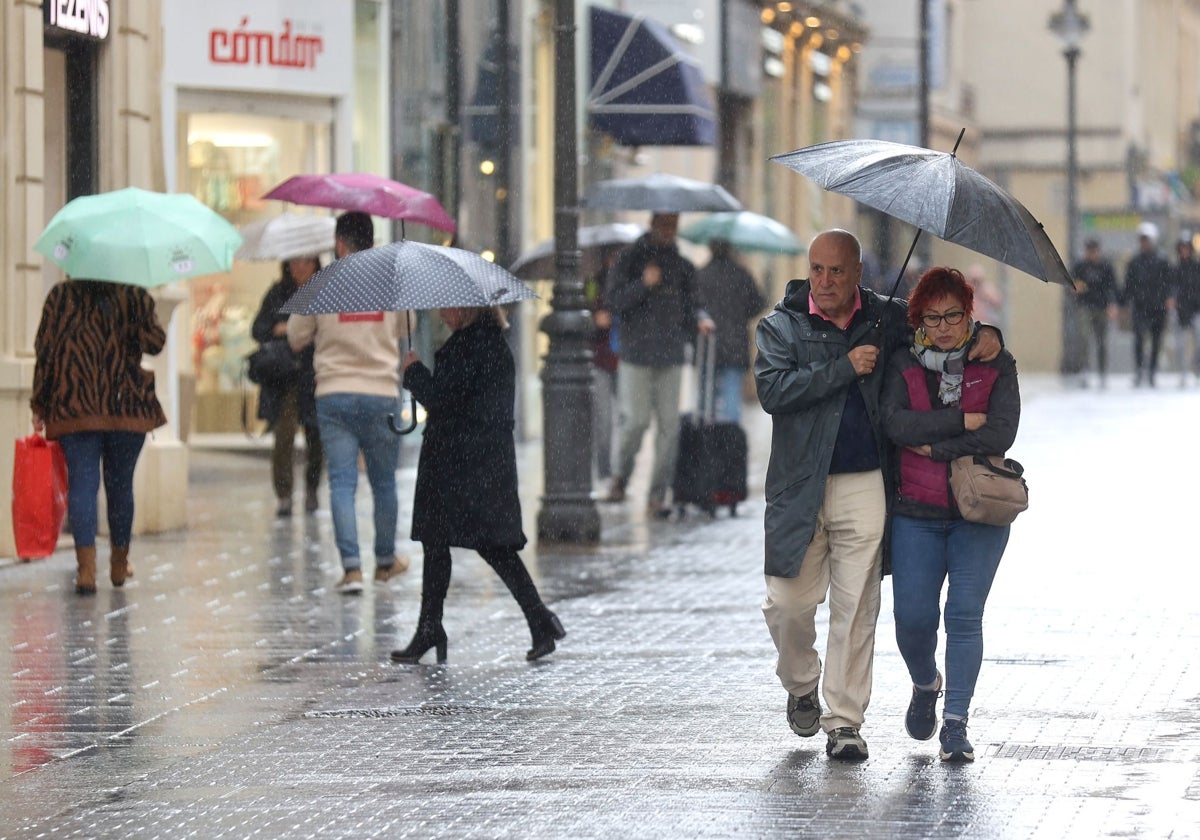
[57, 431, 146, 547]
[890, 514, 1010, 719]
[316, 393, 401, 570]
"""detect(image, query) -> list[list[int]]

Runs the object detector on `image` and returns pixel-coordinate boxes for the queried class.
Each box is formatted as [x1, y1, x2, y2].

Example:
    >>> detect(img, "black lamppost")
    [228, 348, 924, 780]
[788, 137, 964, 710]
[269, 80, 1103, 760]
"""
[537, 0, 601, 542]
[1050, 0, 1090, 271]
[1050, 0, 1090, 376]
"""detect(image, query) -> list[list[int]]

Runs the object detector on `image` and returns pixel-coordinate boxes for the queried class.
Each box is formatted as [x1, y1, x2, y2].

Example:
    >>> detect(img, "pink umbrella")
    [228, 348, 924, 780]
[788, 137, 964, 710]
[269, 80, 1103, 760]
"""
[263, 173, 457, 234]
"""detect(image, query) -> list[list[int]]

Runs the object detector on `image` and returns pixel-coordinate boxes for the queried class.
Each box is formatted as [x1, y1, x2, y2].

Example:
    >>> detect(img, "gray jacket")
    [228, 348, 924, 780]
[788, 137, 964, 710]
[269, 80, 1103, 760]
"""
[754, 280, 909, 577]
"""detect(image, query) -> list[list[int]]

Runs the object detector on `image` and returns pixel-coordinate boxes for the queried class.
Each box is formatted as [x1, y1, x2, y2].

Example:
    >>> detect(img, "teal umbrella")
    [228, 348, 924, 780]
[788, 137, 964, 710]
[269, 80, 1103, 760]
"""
[679, 210, 805, 255]
[34, 187, 242, 287]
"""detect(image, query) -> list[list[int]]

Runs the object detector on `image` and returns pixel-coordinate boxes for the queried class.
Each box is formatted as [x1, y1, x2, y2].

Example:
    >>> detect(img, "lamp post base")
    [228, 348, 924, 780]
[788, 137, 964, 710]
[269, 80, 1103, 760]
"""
[537, 496, 601, 543]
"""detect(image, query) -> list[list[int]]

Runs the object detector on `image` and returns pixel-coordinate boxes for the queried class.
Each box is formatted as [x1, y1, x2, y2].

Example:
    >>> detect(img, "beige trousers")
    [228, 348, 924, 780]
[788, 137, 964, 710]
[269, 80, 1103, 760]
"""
[762, 470, 885, 732]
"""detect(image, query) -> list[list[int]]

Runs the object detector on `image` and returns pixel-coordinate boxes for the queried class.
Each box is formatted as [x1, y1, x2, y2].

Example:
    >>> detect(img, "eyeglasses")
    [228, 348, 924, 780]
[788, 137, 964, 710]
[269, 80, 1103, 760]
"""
[920, 310, 966, 328]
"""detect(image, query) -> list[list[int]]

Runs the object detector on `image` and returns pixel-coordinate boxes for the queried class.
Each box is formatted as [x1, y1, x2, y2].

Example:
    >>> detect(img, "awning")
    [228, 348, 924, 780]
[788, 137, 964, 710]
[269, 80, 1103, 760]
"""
[588, 6, 716, 148]
[465, 31, 503, 149]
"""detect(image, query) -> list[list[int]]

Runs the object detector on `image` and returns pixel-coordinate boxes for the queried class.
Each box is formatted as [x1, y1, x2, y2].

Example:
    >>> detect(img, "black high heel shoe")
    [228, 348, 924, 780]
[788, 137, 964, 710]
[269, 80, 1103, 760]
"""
[526, 612, 566, 661]
[390, 625, 448, 664]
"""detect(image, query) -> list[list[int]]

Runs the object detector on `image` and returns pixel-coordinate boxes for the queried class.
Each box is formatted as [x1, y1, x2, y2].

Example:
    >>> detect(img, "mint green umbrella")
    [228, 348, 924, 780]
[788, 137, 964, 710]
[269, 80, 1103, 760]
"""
[679, 210, 805, 255]
[34, 187, 242, 287]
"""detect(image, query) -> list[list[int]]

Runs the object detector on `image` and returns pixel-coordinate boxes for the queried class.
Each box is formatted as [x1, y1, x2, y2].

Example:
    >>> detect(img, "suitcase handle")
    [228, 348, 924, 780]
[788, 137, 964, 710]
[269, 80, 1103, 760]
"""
[694, 331, 717, 423]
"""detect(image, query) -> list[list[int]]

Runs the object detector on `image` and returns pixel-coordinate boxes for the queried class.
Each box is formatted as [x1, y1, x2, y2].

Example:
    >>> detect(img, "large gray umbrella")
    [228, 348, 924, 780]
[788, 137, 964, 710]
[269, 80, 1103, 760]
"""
[770, 133, 1074, 290]
[510, 223, 643, 280]
[582, 173, 742, 213]
[280, 240, 537, 436]
[280, 240, 538, 315]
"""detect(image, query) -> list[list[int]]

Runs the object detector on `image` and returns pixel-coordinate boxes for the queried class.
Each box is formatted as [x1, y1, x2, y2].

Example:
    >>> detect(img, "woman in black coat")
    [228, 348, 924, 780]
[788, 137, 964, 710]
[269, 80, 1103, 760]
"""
[391, 306, 565, 663]
[250, 257, 323, 516]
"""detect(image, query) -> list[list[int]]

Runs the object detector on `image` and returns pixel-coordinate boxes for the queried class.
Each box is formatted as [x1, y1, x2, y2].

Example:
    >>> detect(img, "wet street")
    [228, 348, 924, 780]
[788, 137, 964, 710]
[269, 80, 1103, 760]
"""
[2, 374, 1199, 839]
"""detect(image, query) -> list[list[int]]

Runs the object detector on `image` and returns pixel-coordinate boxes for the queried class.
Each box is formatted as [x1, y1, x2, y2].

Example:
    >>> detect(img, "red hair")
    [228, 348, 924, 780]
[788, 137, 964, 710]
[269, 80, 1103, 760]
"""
[906, 266, 975, 331]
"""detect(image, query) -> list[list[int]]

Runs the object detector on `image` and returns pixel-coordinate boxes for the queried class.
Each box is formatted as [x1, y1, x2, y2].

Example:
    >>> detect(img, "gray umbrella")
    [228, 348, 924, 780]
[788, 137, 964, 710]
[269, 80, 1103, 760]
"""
[510, 223, 644, 279]
[770, 133, 1074, 290]
[582, 173, 742, 213]
[279, 240, 537, 437]
[279, 240, 538, 315]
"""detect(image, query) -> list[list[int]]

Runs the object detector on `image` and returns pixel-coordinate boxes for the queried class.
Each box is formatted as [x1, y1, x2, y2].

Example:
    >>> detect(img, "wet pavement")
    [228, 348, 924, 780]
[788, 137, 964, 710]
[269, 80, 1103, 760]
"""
[2, 373, 1199, 839]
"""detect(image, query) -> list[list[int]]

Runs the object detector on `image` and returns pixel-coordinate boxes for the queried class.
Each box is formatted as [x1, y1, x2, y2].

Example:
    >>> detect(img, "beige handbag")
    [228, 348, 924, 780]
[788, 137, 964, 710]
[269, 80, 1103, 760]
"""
[949, 455, 1029, 526]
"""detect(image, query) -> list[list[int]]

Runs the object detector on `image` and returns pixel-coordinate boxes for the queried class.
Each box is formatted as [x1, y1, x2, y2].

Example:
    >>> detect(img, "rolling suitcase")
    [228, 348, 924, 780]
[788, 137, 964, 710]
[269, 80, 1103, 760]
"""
[672, 334, 748, 518]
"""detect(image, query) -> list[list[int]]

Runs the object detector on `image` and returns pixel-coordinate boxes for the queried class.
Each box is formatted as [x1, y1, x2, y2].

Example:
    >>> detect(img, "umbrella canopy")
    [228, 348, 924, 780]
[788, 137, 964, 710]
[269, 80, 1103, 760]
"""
[582, 173, 742, 213]
[34, 187, 242, 288]
[235, 213, 336, 261]
[679, 211, 805, 255]
[263, 173, 457, 234]
[770, 137, 1073, 288]
[510, 223, 644, 280]
[280, 241, 538, 315]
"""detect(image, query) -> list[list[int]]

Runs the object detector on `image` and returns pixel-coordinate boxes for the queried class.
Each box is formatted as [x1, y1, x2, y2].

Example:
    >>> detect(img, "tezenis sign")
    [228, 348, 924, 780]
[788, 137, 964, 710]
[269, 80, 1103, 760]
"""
[44, 0, 110, 40]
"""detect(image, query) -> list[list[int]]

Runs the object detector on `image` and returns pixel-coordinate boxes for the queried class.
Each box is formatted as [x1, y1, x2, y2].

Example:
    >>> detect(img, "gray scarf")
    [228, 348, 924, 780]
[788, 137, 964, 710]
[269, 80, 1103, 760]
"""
[912, 320, 977, 405]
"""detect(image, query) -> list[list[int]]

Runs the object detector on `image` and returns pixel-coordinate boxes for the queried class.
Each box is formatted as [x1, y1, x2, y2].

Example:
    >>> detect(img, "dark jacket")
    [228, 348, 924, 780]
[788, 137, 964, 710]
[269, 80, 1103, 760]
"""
[406, 318, 526, 551]
[1172, 256, 1200, 323]
[1071, 257, 1119, 311]
[1122, 250, 1172, 315]
[694, 255, 766, 369]
[753, 280, 909, 577]
[605, 234, 702, 367]
[881, 345, 1020, 520]
[251, 278, 317, 427]
[31, 281, 167, 439]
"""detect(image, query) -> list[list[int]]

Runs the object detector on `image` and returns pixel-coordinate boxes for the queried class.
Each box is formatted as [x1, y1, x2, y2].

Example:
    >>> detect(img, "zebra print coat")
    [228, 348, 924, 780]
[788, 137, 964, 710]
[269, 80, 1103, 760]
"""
[31, 281, 168, 439]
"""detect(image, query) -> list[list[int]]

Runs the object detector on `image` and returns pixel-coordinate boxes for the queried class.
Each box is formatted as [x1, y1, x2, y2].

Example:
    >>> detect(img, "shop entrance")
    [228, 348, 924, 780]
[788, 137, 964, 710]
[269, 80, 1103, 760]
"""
[178, 96, 332, 434]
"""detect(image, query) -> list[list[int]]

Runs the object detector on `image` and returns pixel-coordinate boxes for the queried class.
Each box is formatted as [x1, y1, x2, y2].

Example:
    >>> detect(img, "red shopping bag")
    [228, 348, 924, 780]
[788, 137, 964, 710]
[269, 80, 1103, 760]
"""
[12, 434, 68, 559]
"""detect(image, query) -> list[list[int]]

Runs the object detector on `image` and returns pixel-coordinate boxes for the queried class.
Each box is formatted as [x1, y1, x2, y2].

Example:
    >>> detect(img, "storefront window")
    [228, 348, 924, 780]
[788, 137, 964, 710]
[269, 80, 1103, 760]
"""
[180, 110, 331, 430]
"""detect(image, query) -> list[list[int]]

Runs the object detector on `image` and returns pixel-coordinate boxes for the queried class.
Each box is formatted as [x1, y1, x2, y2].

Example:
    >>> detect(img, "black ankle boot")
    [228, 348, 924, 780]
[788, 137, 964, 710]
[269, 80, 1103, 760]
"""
[391, 624, 448, 664]
[526, 610, 566, 661]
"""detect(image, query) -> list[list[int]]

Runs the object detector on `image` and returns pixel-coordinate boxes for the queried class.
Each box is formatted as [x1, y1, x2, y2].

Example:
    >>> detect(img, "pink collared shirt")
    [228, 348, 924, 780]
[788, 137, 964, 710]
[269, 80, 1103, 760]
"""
[808, 289, 862, 330]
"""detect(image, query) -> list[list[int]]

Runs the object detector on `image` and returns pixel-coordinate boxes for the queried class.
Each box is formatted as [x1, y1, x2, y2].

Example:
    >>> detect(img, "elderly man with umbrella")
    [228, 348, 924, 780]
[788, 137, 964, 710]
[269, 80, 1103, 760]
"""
[760, 134, 1071, 760]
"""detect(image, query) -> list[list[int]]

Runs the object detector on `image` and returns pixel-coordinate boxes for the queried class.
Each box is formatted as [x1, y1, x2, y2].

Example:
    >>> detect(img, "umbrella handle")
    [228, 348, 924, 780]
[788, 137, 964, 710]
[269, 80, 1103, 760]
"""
[387, 394, 419, 436]
[389, 309, 419, 435]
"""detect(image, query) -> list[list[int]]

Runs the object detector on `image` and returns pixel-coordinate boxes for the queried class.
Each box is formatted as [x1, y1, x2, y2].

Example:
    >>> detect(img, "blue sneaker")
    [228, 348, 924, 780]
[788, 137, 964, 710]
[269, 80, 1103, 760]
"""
[905, 672, 942, 741]
[939, 718, 975, 762]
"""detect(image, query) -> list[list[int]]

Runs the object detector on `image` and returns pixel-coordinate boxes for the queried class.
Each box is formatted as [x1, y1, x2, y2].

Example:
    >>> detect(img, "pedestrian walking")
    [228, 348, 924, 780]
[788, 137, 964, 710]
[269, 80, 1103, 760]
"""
[251, 257, 324, 517]
[30, 280, 168, 594]
[603, 213, 714, 518]
[287, 212, 410, 593]
[1121, 222, 1172, 387]
[391, 305, 566, 664]
[588, 247, 621, 480]
[753, 229, 1001, 761]
[1069, 239, 1120, 388]
[880, 266, 1020, 763]
[1171, 234, 1200, 386]
[693, 240, 766, 424]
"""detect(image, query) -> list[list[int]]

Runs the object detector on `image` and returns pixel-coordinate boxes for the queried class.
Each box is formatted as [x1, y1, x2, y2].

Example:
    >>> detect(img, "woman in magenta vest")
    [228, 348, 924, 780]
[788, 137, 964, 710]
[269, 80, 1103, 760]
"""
[880, 266, 1020, 763]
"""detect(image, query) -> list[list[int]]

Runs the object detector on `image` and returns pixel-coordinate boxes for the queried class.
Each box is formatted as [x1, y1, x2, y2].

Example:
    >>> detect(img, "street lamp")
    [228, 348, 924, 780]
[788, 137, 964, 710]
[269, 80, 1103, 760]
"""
[537, 0, 601, 542]
[1049, 0, 1090, 378]
[1050, 0, 1089, 266]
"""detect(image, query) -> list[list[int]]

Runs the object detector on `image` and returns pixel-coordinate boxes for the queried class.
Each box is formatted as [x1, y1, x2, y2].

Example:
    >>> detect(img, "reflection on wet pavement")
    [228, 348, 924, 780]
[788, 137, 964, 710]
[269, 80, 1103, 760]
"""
[2, 380, 1200, 837]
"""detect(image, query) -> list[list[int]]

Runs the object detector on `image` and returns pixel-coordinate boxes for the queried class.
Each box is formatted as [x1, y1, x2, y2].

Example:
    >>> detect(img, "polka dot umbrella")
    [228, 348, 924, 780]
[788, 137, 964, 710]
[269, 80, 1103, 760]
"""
[279, 240, 538, 436]
[278, 240, 538, 316]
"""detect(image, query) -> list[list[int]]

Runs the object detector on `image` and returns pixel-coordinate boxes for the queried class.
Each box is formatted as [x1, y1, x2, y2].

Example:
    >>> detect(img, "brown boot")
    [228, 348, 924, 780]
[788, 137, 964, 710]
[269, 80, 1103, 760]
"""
[75, 546, 97, 595]
[110, 545, 132, 587]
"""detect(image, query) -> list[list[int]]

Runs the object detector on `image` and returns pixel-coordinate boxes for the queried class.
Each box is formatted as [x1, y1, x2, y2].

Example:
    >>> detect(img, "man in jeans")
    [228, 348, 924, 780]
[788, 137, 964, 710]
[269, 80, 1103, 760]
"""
[603, 213, 714, 517]
[288, 212, 410, 593]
